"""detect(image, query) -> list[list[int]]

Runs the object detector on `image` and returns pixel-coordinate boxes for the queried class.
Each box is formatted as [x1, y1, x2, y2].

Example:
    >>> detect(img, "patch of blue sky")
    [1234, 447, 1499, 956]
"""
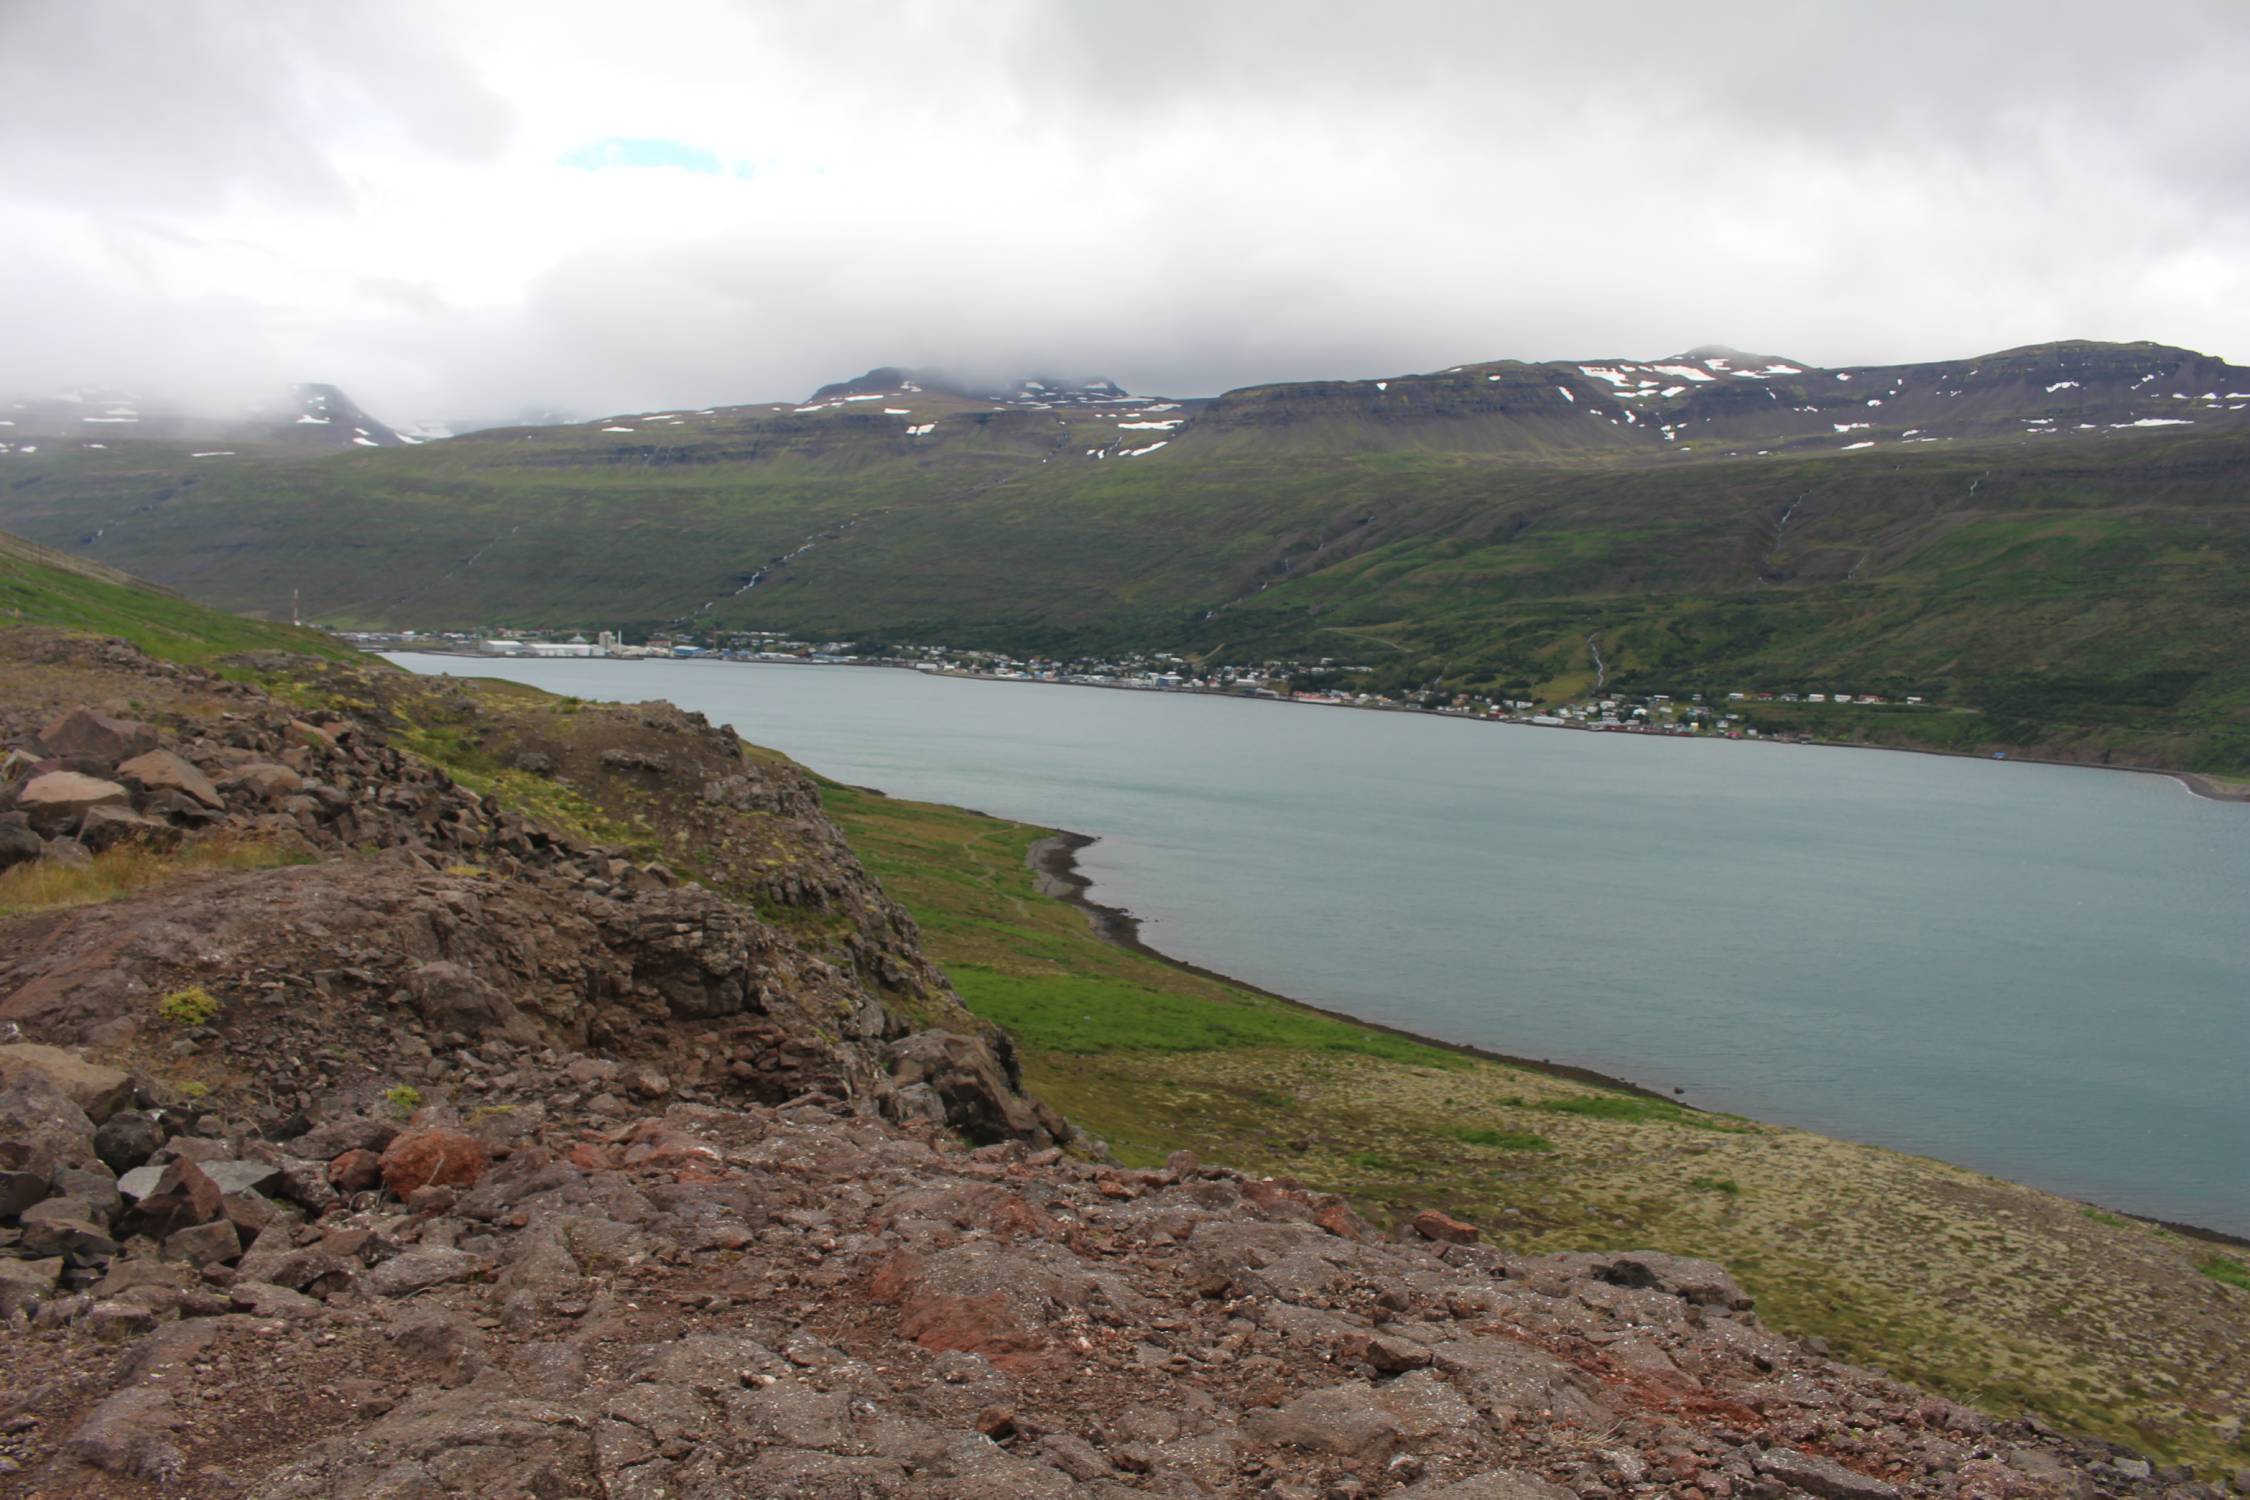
[558, 137, 723, 174]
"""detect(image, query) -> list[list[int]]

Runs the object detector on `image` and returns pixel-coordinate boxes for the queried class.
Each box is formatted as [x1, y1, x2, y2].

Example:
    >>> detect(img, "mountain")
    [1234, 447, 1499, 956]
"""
[809, 366, 1142, 408]
[1, 339, 2246, 771]
[0, 382, 414, 455]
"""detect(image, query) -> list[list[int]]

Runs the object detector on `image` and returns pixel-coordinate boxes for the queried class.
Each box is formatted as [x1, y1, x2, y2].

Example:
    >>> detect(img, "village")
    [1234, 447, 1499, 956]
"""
[343, 626, 1939, 745]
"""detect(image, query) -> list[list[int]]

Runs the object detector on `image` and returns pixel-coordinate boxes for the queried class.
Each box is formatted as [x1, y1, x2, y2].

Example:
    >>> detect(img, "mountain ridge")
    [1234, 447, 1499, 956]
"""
[2, 336, 2246, 771]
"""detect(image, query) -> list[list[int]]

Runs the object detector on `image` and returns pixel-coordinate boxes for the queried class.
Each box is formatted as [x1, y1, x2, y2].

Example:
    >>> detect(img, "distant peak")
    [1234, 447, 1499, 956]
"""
[809, 367, 1134, 406]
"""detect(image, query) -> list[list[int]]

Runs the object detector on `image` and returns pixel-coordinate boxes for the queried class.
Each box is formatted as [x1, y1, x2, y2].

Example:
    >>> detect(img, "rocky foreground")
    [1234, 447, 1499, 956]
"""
[0, 635, 2235, 1498]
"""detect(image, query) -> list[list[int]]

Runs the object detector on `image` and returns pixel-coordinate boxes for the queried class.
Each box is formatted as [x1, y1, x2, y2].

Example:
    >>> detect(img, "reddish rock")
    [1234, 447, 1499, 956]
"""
[1411, 1208, 1480, 1244]
[565, 1142, 614, 1172]
[895, 1289, 1056, 1372]
[378, 1128, 489, 1199]
[1316, 1200, 1371, 1240]
[328, 1148, 384, 1193]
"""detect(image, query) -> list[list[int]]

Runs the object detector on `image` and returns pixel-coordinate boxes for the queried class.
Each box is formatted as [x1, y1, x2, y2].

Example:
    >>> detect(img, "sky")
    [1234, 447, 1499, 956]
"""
[4, 1, 2248, 424]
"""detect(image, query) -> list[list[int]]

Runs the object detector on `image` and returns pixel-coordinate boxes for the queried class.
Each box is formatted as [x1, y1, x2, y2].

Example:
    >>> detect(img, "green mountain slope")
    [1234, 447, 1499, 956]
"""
[0, 529, 352, 666]
[3, 339, 2247, 768]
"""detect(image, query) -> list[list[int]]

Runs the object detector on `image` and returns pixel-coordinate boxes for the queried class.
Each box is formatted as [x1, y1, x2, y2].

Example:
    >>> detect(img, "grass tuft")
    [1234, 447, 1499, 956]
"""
[156, 985, 223, 1027]
[0, 837, 312, 916]
[1447, 1125, 1555, 1152]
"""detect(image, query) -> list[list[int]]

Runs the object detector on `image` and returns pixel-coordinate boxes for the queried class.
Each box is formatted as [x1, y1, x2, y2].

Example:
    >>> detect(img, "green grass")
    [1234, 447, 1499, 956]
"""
[2201, 1254, 2250, 1292]
[0, 838, 314, 917]
[1537, 1093, 1751, 1131]
[0, 529, 353, 667]
[954, 967, 1459, 1062]
[1446, 1125, 1555, 1152]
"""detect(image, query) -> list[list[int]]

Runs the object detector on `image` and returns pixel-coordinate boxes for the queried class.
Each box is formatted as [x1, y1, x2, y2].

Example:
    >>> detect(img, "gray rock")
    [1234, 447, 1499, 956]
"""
[1755, 1446, 1903, 1499]
[229, 1280, 324, 1318]
[116, 1162, 169, 1201]
[199, 1159, 284, 1196]
[0, 812, 41, 871]
[0, 1043, 133, 1124]
[86, 1298, 159, 1342]
[359, 1245, 480, 1297]
[0, 1255, 62, 1316]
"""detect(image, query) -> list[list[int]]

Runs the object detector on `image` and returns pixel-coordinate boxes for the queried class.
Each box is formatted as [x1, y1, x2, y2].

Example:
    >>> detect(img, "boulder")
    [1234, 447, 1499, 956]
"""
[165, 1217, 244, 1267]
[296, 1115, 398, 1160]
[885, 1030, 1065, 1148]
[226, 762, 305, 803]
[16, 770, 130, 835]
[229, 1280, 323, 1318]
[378, 1128, 489, 1199]
[116, 748, 224, 809]
[0, 1043, 134, 1122]
[38, 707, 158, 763]
[117, 1158, 228, 1239]
[1411, 1208, 1479, 1244]
[77, 803, 179, 853]
[0, 1068, 102, 1184]
[0, 812, 42, 871]
[94, 1110, 163, 1173]
[199, 1159, 285, 1196]
[20, 1202, 122, 1265]
[400, 961, 538, 1043]
[360, 1245, 481, 1297]
[0, 1255, 62, 1316]
[329, 1148, 384, 1193]
[1755, 1447, 1903, 1499]
[268, 1155, 337, 1211]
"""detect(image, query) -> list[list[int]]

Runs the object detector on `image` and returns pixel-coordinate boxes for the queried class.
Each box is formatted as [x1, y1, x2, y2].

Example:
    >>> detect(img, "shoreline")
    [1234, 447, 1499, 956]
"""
[382, 648, 2250, 805]
[1023, 827, 2250, 1251]
[1028, 830, 1713, 1106]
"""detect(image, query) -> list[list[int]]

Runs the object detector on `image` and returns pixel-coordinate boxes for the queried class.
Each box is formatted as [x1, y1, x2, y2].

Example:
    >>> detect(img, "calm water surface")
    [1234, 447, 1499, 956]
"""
[390, 654, 2249, 1234]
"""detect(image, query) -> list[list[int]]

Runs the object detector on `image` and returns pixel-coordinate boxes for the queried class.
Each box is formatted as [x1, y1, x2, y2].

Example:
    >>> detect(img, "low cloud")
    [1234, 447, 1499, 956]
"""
[2, 0, 2245, 424]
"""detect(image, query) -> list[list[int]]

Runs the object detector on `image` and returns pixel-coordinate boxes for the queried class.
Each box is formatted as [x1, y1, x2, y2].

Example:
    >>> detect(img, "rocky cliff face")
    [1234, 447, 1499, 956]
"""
[0, 634, 2225, 1497]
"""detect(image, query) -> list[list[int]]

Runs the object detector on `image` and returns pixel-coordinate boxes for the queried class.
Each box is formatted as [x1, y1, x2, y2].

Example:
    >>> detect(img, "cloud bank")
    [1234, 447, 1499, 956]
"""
[3, 0, 2246, 423]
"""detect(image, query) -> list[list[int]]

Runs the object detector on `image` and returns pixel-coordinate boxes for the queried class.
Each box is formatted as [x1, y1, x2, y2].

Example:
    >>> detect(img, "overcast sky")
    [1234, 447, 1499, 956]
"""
[5, 1, 2247, 422]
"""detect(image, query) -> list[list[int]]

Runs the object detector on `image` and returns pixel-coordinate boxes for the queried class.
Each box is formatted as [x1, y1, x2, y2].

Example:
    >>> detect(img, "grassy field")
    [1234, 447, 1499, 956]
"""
[822, 779, 2250, 1475]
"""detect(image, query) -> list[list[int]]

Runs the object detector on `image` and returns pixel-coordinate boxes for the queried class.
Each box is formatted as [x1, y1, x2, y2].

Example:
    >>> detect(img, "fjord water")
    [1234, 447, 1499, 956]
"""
[393, 655, 2249, 1234]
